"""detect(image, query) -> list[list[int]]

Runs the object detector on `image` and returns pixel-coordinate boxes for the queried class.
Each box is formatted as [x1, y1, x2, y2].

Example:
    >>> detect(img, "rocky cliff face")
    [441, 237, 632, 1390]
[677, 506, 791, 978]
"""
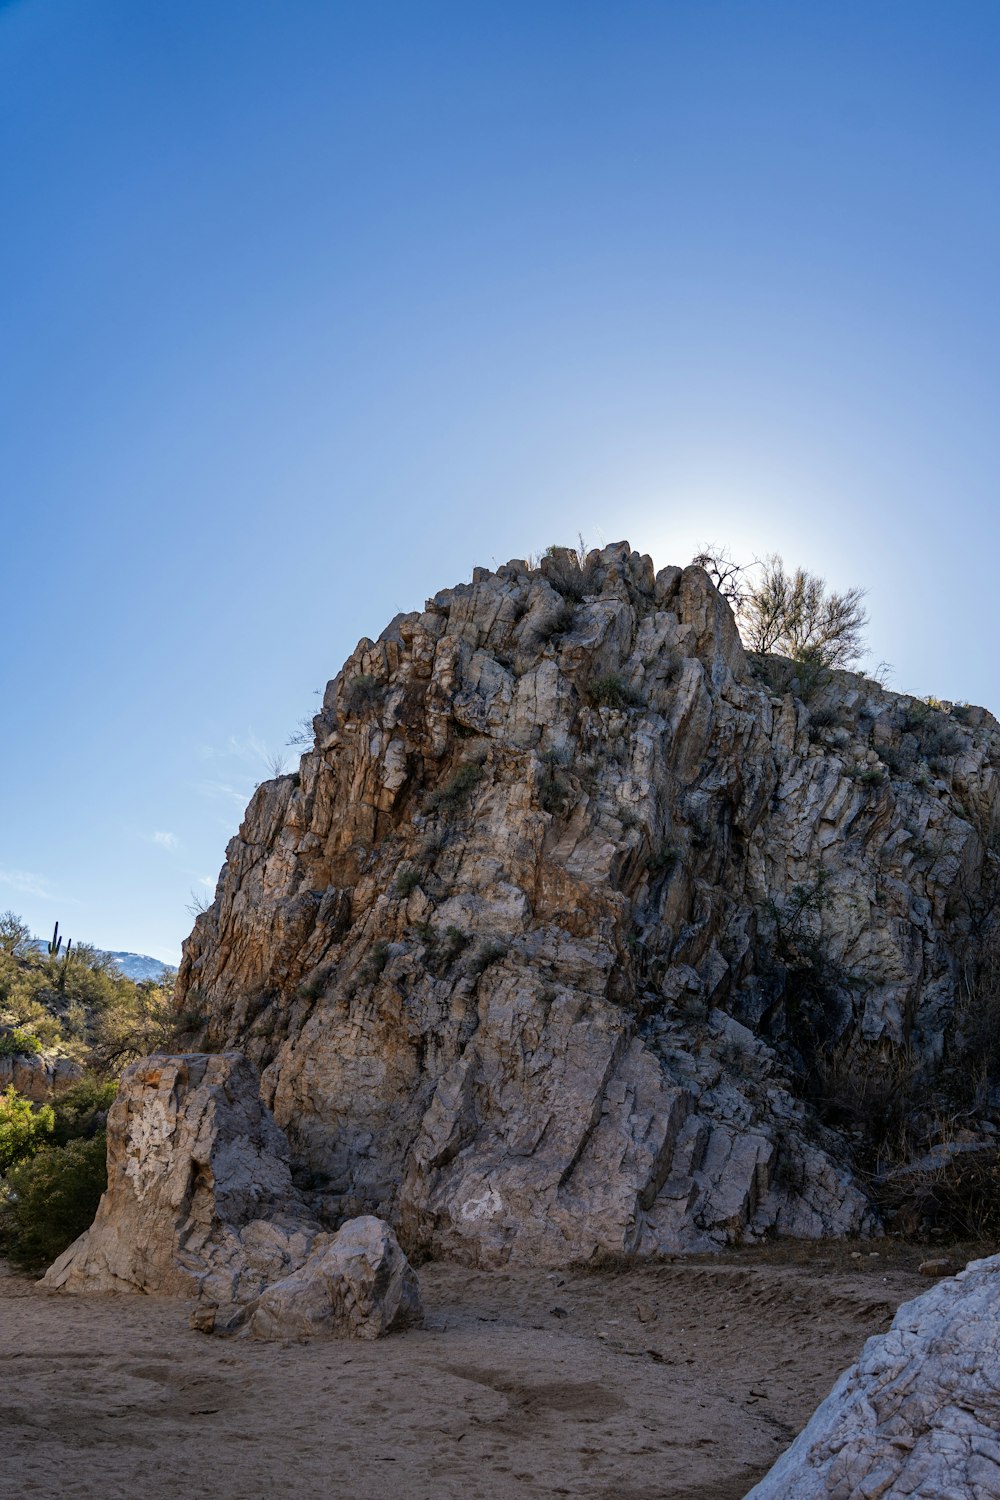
[176, 543, 1000, 1266]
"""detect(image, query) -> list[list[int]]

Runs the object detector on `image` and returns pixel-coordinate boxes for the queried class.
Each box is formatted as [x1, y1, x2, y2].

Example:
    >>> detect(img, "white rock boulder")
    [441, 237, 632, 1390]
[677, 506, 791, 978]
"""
[745, 1253, 1000, 1499]
[249, 1214, 423, 1340]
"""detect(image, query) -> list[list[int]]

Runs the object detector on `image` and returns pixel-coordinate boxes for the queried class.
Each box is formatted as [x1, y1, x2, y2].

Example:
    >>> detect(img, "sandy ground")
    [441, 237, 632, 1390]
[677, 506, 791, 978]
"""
[1, 1250, 934, 1500]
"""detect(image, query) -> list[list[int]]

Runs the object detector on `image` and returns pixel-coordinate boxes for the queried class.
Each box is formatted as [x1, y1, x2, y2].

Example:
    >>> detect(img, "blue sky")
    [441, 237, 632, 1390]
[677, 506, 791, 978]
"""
[2, 1, 999, 962]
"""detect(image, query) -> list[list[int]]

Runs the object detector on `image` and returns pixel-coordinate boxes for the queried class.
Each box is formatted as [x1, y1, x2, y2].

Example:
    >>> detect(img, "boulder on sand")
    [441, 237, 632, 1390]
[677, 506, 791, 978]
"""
[249, 1215, 423, 1341]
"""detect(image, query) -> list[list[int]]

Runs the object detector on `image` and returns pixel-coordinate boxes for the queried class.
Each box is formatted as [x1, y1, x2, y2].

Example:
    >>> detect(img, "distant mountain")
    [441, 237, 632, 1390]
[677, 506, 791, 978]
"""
[107, 952, 177, 982]
[28, 940, 176, 983]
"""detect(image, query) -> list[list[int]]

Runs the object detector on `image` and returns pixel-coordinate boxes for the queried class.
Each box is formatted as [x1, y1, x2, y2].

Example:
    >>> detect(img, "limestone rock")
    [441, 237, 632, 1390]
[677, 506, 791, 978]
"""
[174, 542, 1000, 1265]
[43, 1053, 324, 1302]
[745, 1253, 1000, 1499]
[249, 1215, 422, 1340]
[0, 1051, 82, 1102]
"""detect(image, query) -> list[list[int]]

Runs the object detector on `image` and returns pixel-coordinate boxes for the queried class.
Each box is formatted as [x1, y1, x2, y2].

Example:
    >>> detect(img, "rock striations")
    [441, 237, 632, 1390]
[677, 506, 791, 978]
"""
[175, 543, 1000, 1266]
[746, 1252, 1000, 1499]
[43, 1053, 325, 1303]
[43, 1052, 423, 1341]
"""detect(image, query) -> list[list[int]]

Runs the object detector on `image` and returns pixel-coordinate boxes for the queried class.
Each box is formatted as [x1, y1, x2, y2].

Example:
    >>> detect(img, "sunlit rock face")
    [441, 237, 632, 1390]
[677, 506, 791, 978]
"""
[175, 542, 1000, 1266]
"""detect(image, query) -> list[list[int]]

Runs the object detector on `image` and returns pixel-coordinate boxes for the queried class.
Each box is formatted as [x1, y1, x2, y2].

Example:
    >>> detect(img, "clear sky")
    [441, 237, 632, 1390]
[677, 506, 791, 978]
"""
[2, 1, 999, 963]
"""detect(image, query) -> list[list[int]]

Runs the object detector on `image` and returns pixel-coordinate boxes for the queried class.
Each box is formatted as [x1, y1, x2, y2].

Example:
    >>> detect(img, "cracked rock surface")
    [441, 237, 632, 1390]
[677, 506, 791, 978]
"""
[249, 1214, 423, 1341]
[175, 542, 1000, 1265]
[745, 1252, 1000, 1499]
[43, 1053, 325, 1302]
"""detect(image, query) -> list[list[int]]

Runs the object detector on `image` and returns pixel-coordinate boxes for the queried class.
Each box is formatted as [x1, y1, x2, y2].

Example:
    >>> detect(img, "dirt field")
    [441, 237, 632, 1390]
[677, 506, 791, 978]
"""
[1, 1249, 936, 1500]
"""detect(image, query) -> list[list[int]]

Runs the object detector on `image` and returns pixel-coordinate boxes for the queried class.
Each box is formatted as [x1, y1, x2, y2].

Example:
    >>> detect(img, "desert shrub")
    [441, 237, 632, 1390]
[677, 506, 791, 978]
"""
[647, 845, 681, 875]
[0, 1027, 42, 1058]
[8, 999, 62, 1047]
[904, 700, 932, 730]
[537, 602, 578, 641]
[0, 1134, 107, 1271]
[587, 675, 642, 710]
[538, 751, 572, 815]
[808, 704, 840, 730]
[855, 767, 886, 789]
[87, 978, 176, 1075]
[0, 915, 177, 1080]
[439, 927, 469, 968]
[880, 742, 917, 777]
[0, 1088, 54, 1174]
[415, 924, 469, 976]
[920, 722, 965, 759]
[468, 941, 507, 978]
[394, 868, 422, 898]
[361, 941, 390, 980]
[343, 674, 383, 715]
[741, 554, 868, 669]
[0, 912, 32, 958]
[50, 1077, 117, 1147]
[876, 1149, 1000, 1242]
[423, 760, 485, 813]
[809, 1040, 920, 1168]
[542, 544, 593, 602]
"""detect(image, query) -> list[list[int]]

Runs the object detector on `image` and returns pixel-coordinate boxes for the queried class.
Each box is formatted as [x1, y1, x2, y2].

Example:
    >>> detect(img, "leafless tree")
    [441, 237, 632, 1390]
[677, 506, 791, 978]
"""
[690, 543, 753, 611]
[285, 714, 314, 748]
[740, 554, 868, 668]
[185, 889, 213, 918]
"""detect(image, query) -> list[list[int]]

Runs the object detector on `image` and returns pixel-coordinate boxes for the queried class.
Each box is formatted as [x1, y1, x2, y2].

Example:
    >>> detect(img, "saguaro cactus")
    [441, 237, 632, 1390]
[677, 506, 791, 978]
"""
[48, 921, 62, 958]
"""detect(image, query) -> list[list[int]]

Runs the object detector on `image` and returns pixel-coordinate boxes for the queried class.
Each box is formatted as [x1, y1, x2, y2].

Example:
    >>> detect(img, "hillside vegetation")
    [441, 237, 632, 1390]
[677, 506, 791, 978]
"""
[0, 912, 176, 1267]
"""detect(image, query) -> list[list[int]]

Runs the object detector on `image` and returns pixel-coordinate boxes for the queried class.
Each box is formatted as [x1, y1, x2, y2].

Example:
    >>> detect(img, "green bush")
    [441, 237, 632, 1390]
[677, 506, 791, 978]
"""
[647, 845, 681, 875]
[1, 1134, 107, 1271]
[343, 674, 384, 715]
[423, 760, 485, 813]
[587, 675, 642, 710]
[50, 1077, 117, 1147]
[0, 1088, 54, 1174]
[468, 941, 507, 977]
[0, 1027, 42, 1058]
[361, 940, 390, 980]
[394, 868, 422, 898]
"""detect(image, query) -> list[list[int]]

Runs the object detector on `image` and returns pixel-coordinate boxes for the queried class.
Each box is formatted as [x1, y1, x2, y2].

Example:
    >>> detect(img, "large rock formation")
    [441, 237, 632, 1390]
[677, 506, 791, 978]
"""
[175, 543, 1000, 1265]
[43, 1053, 324, 1303]
[746, 1253, 1000, 1498]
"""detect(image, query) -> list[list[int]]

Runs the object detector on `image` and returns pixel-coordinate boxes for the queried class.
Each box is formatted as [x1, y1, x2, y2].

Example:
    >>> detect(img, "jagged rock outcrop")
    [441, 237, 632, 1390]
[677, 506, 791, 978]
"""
[43, 1053, 324, 1302]
[176, 542, 1000, 1265]
[745, 1253, 1000, 1498]
[249, 1214, 423, 1340]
